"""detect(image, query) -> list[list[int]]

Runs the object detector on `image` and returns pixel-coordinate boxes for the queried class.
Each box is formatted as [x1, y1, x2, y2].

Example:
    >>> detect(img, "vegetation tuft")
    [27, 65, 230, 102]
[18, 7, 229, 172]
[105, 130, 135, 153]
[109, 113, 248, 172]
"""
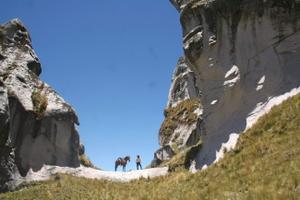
[160, 99, 201, 145]
[79, 154, 95, 168]
[0, 26, 4, 45]
[31, 87, 48, 119]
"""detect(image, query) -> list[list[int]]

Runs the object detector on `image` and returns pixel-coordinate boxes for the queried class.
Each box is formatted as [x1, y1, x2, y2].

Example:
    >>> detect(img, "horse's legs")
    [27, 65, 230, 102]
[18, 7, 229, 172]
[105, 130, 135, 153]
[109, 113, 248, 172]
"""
[115, 163, 118, 172]
[123, 165, 125, 172]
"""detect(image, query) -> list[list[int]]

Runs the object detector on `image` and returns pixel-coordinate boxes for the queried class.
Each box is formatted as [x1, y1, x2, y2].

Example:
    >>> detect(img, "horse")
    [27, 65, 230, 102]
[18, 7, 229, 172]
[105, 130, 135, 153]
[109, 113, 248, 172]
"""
[115, 156, 130, 172]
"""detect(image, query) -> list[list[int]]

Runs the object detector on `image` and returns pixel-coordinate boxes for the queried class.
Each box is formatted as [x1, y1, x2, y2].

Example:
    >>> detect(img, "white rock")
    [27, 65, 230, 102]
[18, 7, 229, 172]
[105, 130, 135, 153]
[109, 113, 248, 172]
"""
[224, 65, 240, 87]
[214, 133, 239, 163]
[256, 75, 265, 91]
[210, 100, 218, 105]
[246, 87, 300, 130]
[224, 65, 239, 79]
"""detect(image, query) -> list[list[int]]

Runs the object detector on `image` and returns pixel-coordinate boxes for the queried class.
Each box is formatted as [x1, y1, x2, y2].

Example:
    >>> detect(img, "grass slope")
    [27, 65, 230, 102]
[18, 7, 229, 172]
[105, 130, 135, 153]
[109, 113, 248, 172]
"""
[1, 94, 300, 200]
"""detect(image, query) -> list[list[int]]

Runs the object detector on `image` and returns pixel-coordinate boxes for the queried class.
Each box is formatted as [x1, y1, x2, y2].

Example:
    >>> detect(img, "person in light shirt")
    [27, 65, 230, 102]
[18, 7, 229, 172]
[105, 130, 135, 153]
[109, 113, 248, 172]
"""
[136, 155, 142, 170]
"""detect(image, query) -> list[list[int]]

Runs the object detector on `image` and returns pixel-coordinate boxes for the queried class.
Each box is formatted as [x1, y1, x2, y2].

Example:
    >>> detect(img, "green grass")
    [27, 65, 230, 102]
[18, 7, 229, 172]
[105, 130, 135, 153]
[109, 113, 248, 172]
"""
[1, 94, 300, 200]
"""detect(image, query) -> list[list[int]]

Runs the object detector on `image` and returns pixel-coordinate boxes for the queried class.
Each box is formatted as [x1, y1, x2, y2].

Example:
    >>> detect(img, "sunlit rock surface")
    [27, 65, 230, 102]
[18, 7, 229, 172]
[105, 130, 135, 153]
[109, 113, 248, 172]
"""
[163, 0, 300, 169]
[152, 57, 203, 166]
[0, 19, 80, 191]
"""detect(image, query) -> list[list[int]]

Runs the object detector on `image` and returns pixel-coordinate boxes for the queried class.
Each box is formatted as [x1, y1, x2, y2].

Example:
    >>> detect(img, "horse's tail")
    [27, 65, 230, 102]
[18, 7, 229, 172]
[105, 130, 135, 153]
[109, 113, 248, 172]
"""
[115, 161, 118, 171]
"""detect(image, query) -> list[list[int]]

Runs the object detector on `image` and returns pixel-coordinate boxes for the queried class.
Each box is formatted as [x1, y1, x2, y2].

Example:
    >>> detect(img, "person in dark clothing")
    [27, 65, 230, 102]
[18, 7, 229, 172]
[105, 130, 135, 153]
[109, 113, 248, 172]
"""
[136, 155, 142, 170]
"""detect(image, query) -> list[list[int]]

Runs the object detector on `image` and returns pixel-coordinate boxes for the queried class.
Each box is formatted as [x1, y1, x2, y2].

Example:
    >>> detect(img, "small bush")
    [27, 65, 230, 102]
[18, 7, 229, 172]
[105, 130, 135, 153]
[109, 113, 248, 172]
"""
[79, 154, 95, 168]
[31, 88, 48, 119]
[160, 99, 201, 145]
[0, 27, 4, 44]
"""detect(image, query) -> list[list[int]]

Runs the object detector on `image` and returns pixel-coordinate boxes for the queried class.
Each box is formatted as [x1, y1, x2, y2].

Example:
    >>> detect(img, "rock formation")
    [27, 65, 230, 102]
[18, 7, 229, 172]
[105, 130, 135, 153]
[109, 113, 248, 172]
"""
[0, 19, 80, 191]
[152, 57, 203, 166]
[155, 0, 300, 169]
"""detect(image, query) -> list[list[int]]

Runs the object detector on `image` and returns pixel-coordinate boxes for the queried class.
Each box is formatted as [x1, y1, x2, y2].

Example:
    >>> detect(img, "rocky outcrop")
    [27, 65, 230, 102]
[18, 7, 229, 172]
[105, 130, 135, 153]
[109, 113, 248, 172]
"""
[0, 19, 80, 191]
[152, 57, 203, 166]
[163, 0, 300, 169]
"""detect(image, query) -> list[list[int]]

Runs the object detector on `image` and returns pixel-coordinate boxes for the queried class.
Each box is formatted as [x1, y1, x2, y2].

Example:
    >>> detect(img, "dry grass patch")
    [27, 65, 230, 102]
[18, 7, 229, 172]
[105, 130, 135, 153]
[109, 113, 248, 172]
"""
[79, 154, 95, 168]
[31, 87, 48, 119]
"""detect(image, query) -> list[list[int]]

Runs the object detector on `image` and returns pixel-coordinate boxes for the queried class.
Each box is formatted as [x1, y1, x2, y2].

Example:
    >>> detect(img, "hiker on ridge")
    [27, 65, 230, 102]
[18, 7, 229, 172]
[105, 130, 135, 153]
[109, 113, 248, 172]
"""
[136, 155, 142, 170]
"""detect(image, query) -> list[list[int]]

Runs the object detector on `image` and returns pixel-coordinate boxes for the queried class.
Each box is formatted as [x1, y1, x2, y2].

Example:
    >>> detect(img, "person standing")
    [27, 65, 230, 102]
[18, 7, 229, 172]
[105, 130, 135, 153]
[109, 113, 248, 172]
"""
[136, 155, 142, 170]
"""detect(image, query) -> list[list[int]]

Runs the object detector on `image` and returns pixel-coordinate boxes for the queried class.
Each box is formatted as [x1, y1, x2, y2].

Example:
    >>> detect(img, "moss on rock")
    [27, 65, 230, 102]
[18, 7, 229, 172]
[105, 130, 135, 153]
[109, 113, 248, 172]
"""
[31, 87, 48, 119]
[159, 99, 201, 145]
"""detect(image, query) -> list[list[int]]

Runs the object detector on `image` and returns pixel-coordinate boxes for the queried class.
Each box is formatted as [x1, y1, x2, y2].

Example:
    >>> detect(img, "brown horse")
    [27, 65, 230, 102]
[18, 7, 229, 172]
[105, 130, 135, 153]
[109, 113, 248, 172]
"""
[115, 156, 130, 171]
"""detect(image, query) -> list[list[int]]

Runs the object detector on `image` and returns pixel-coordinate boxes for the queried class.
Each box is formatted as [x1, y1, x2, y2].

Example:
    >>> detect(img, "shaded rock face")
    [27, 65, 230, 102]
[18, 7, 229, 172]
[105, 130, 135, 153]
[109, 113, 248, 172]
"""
[151, 145, 175, 167]
[0, 19, 80, 191]
[152, 57, 203, 166]
[167, 0, 300, 169]
[167, 57, 200, 108]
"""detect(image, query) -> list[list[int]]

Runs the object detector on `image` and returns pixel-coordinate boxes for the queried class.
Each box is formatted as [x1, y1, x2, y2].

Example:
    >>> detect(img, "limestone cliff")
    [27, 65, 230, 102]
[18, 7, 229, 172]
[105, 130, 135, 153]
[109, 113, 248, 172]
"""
[152, 57, 203, 166]
[0, 19, 80, 191]
[155, 0, 300, 169]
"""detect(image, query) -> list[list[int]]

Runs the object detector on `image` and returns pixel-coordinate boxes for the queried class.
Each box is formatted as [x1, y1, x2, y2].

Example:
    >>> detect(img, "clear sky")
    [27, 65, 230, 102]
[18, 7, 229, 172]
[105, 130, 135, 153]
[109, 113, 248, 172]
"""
[1, 0, 182, 171]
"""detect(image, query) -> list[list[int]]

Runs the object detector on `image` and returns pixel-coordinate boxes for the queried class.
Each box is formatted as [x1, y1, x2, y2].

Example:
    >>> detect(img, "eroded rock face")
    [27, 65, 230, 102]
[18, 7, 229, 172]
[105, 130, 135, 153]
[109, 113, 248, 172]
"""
[167, 0, 300, 169]
[152, 57, 203, 166]
[0, 19, 80, 191]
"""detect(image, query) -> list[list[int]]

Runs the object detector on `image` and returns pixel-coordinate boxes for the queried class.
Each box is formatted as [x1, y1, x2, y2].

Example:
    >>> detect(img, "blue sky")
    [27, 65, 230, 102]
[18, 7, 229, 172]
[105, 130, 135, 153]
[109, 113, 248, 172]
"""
[2, 0, 182, 170]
